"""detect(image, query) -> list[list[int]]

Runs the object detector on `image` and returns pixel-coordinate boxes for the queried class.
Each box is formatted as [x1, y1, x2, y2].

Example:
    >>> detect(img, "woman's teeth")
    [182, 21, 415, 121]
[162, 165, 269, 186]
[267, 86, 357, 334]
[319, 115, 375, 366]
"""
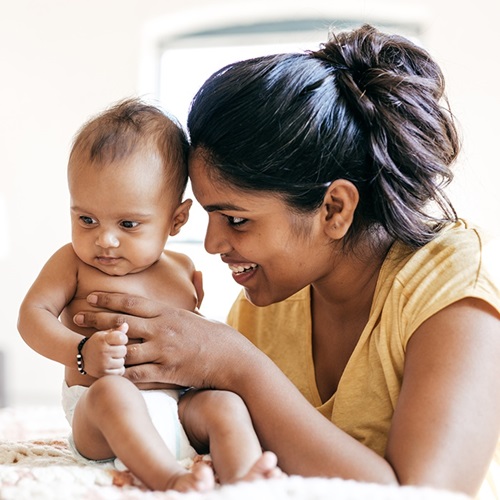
[229, 263, 258, 275]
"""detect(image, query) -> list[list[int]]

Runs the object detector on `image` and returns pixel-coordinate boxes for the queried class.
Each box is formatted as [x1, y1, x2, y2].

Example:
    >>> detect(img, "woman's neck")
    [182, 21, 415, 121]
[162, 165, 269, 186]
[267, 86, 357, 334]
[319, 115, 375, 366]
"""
[310, 235, 393, 401]
[311, 234, 393, 319]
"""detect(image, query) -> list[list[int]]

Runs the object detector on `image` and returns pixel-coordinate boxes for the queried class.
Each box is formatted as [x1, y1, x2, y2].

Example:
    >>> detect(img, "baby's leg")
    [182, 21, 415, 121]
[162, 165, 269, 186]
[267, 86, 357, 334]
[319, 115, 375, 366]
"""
[72, 376, 214, 492]
[179, 389, 282, 484]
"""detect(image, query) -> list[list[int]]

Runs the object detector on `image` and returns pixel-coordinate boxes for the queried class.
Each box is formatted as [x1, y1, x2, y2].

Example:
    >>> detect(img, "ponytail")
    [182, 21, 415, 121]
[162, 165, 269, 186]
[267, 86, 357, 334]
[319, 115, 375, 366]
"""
[311, 25, 459, 246]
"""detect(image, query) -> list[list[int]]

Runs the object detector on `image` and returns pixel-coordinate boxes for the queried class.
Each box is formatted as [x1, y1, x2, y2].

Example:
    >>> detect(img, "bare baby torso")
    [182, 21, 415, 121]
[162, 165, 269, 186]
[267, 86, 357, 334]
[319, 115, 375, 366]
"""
[62, 250, 198, 387]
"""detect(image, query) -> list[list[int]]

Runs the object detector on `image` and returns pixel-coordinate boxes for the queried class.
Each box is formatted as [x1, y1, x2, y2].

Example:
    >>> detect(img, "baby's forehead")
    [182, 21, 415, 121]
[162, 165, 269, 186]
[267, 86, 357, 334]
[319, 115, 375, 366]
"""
[69, 145, 165, 173]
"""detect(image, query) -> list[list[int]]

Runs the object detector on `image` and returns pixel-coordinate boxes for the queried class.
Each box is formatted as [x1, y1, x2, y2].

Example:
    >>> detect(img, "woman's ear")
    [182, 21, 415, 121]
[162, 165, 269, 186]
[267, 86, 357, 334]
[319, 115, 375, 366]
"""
[170, 198, 192, 236]
[321, 179, 359, 239]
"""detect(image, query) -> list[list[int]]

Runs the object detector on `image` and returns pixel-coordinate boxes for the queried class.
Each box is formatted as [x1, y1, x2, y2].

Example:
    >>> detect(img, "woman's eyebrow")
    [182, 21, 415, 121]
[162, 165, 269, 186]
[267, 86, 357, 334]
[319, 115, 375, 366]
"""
[204, 203, 248, 212]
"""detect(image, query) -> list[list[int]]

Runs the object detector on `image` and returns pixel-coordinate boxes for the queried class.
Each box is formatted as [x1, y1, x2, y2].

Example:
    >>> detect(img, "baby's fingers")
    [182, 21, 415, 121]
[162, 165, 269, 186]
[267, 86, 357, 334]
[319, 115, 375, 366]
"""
[102, 362, 126, 377]
[105, 324, 129, 346]
[110, 344, 127, 360]
[103, 351, 126, 376]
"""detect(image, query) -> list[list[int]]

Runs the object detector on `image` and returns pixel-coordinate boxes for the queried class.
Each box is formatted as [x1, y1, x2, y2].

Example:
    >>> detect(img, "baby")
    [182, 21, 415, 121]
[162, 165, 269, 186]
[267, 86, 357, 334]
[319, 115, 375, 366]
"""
[18, 98, 280, 491]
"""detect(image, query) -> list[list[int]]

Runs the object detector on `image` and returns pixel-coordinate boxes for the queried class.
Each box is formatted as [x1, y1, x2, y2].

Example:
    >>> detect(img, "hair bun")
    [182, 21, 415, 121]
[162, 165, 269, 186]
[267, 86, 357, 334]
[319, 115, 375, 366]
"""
[310, 24, 459, 246]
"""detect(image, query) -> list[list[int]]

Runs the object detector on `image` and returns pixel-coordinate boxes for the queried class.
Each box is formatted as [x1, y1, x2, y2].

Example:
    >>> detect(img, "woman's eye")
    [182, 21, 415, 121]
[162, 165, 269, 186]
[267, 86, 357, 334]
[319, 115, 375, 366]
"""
[79, 216, 96, 225]
[226, 216, 247, 226]
[120, 220, 139, 229]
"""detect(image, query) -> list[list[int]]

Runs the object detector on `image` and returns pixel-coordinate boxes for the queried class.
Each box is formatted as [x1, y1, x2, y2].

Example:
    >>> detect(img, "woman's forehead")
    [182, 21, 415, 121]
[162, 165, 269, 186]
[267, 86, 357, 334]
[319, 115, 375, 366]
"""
[189, 153, 237, 195]
[189, 156, 283, 212]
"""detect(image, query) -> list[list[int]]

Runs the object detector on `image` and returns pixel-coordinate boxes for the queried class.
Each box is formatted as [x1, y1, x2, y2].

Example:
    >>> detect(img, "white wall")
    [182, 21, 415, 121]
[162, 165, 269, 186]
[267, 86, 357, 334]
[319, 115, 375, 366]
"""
[1, 0, 499, 406]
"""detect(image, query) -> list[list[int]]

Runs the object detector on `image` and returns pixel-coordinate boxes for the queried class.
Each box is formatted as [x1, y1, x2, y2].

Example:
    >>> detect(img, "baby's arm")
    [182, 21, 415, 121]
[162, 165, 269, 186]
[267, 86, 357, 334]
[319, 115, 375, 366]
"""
[18, 244, 126, 377]
[192, 269, 204, 311]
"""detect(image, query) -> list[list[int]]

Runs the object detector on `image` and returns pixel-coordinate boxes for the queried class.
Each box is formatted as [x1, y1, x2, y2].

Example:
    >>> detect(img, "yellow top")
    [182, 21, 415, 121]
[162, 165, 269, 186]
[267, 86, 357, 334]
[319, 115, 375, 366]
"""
[227, 219, 500, 498]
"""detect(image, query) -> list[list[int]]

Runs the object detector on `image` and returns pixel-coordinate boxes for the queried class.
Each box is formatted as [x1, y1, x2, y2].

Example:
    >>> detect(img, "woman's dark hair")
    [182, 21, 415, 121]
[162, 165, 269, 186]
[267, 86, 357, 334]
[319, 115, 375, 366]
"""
[187, 24, 459, 248]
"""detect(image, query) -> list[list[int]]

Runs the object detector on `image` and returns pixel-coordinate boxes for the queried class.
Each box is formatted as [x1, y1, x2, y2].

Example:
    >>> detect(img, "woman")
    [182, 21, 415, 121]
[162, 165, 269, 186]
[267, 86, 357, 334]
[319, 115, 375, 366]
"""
[74, 25, 500, 497]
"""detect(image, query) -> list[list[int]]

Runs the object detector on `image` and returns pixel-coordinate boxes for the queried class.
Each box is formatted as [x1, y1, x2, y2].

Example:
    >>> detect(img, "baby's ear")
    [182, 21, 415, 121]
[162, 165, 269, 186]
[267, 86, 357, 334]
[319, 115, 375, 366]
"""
[321, 180, 359, 240]
[170, 198, 192, 236]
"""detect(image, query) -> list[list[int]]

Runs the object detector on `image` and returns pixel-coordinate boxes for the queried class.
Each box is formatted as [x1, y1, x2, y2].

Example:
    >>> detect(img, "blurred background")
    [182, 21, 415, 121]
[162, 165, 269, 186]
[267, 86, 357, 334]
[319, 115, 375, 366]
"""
[1, 0, 499, 407]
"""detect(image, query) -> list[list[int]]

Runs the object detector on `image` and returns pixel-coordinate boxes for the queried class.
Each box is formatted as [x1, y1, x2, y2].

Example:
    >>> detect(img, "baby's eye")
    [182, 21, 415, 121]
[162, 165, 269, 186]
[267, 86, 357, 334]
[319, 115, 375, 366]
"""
[120, 220, 139, 229]
[79, 216, 96, 225]
[226, 216, 247, 227]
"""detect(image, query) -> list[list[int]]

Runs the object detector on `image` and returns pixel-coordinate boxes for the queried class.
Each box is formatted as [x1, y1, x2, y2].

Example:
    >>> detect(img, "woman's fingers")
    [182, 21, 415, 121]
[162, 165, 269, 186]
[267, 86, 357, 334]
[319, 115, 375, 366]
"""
[73, 291, 243, 388]
[124, 341, 150, 366]
[87, 292, 163, 317]
[73, 292, 169, 339]
[73, 310, 140, 334]
[124, 362, 168, 385]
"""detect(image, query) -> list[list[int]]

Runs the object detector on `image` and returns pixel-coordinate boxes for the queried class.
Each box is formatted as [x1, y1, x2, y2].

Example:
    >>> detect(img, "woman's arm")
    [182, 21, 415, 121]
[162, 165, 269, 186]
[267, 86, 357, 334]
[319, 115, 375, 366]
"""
[74, 292, 500, 495]
[387, 298, 500, 494]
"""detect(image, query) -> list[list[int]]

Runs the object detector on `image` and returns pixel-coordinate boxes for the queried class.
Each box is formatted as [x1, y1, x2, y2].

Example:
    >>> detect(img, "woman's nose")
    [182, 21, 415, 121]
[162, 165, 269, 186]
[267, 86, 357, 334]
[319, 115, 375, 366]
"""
[204, 217, 231, 255]
[95, 229, 120, 249]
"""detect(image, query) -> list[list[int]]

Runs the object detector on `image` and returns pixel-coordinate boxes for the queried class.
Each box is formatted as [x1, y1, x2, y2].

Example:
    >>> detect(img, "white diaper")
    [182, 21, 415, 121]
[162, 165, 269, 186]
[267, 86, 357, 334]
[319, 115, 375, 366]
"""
[61, 381, 197, 465]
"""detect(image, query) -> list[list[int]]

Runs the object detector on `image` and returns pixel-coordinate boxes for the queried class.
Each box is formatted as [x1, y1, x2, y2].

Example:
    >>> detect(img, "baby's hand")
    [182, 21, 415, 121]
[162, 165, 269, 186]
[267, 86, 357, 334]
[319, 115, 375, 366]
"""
[81, 323, 128, 378]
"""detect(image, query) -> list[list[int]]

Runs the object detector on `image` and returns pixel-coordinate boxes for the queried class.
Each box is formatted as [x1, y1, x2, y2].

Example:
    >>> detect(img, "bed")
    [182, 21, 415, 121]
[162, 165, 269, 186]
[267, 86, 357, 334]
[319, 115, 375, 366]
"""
[0, 405, 470, 500]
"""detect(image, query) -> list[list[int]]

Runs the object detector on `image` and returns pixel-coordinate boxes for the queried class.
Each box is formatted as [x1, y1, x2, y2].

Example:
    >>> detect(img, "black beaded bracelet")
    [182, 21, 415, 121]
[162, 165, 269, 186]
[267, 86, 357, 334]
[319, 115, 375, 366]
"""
[76, 337, 89, 375]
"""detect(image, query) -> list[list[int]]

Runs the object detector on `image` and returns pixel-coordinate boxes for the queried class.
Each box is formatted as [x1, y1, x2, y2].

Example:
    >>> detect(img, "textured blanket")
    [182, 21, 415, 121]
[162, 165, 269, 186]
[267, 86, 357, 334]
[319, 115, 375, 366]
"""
[0, 406, 470, 500]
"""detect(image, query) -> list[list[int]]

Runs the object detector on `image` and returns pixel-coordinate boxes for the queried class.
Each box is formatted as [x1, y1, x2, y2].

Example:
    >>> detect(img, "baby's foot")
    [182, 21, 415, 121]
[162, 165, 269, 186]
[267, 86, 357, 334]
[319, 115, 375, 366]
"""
[240, 451, 284, 482]
[167, 462, 215, 492]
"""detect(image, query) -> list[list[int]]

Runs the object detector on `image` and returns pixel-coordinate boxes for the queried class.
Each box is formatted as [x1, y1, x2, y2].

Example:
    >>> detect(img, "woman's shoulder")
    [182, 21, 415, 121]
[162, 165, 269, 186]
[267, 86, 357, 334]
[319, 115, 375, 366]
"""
[378, 219, 500, 332]
[431, 218, 496, 249]
[387, 219, 496, 280]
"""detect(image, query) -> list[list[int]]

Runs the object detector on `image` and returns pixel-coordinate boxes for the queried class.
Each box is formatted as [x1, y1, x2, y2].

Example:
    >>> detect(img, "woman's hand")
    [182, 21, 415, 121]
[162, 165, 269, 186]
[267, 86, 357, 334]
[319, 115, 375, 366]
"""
[73, 291, 249, 389]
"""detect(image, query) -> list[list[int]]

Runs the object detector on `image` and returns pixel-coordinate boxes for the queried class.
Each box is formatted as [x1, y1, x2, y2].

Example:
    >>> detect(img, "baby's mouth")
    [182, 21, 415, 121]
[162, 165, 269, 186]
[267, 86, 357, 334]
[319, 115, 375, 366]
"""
[228, 263, 258, 275]
[97, 256, 121, 264]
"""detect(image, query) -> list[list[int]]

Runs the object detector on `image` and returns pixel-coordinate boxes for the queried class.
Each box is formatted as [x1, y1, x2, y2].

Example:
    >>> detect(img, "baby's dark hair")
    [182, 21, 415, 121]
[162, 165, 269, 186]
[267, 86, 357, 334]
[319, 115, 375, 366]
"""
[70, 97, 189, 200]
[188, 24, 459, 248]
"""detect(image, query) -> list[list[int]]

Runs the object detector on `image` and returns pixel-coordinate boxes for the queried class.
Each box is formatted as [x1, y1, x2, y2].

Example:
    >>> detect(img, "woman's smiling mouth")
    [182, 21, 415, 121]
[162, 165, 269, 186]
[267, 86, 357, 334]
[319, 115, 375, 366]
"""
[228, 263, 258, 275]
[228, 263, 259, 285]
